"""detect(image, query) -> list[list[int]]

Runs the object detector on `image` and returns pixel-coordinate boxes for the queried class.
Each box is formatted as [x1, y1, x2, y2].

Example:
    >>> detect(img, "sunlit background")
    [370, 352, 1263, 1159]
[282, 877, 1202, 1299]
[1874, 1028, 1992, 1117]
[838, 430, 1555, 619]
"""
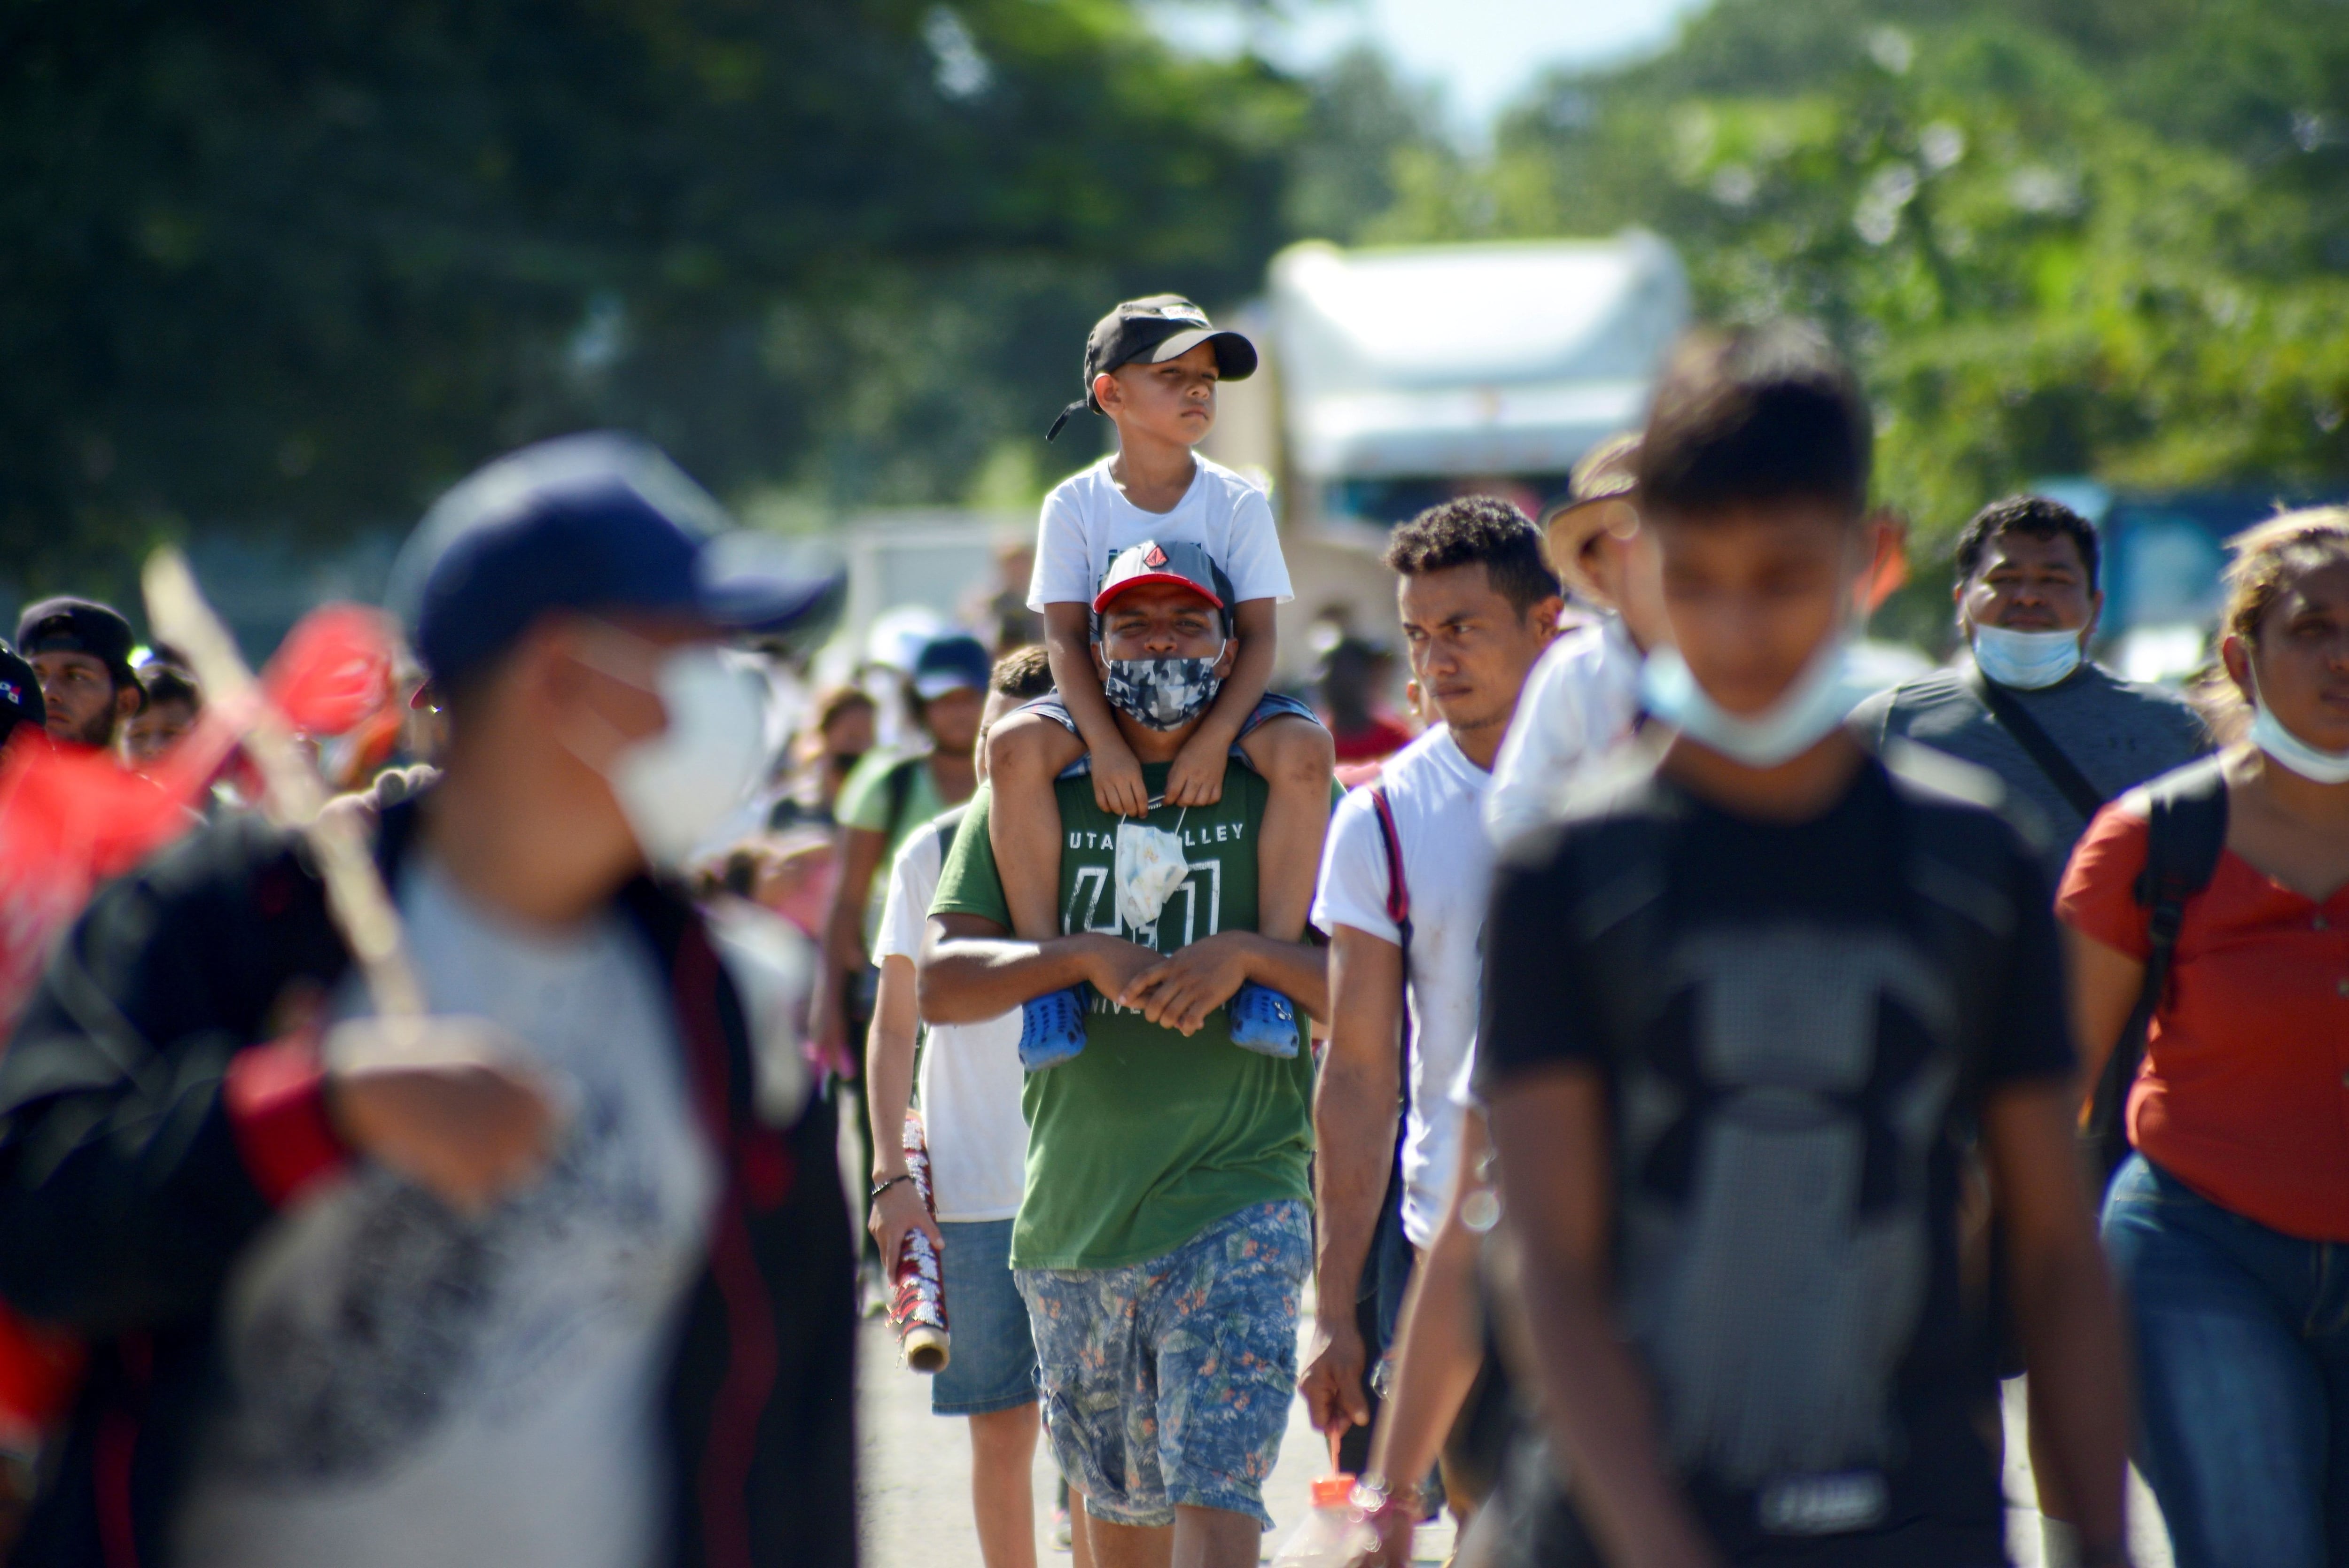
[11, 0, 2346, 680]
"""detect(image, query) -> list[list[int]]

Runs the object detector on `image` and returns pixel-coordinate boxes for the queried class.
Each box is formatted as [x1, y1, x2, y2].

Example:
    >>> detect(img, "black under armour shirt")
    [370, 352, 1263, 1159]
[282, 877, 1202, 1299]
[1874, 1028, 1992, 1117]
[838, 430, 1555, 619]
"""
[1477, 748, 2073, 1565]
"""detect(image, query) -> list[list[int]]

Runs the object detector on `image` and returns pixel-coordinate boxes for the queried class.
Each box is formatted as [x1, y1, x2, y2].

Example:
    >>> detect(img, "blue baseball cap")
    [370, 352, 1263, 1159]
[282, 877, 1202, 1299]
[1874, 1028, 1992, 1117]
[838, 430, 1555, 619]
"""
[910, 633, 991, 700]
[389, 432, 840, 689]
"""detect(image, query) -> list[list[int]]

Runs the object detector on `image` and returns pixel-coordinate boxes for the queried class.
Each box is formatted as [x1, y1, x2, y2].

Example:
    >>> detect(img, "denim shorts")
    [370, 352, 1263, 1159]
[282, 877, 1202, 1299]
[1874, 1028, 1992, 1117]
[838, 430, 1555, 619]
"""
[1016, 1199, 1310, 1529]
[932, 1218, 1039, 1417]
[1019, 691, 1322, 779]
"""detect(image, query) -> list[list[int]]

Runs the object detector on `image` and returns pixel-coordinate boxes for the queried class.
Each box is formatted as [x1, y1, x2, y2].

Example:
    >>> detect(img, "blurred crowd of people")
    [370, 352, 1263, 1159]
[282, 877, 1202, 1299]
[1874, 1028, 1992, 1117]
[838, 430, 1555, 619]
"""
[0, 296, 2338, 1568]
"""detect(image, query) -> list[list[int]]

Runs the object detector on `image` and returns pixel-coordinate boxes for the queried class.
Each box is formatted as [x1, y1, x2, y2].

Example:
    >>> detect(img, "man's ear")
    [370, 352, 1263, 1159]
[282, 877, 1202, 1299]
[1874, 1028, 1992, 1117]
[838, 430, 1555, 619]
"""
[1526, 596, 1565, 642]
[114, 683, 141, 724]
[1092, 370, 1122, 416]
[1091, 637, 1111, 683]
[1212, 629, 1237, 679]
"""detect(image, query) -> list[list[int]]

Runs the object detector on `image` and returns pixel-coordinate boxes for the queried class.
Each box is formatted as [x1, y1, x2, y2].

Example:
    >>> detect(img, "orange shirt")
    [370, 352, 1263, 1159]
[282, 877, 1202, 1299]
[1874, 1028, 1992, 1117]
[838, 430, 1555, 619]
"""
[2058, 803, 2349, 1242]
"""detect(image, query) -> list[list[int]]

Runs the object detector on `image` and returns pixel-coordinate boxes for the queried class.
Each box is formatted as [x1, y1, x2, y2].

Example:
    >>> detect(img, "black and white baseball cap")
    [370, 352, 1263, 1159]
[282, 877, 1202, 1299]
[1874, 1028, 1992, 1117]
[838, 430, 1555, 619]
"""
[1046, 295, 1258, 441]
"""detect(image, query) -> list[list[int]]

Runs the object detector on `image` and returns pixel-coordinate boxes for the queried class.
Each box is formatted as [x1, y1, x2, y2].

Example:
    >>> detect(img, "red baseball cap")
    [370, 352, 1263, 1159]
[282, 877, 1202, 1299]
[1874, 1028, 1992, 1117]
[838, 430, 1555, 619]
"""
[1090, 539, 1233, 614]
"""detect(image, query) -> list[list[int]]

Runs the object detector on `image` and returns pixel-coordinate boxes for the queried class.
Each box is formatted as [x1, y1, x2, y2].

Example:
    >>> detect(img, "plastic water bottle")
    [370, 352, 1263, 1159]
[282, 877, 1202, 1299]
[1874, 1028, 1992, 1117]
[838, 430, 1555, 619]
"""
[1268, 1475, 1378, 1568]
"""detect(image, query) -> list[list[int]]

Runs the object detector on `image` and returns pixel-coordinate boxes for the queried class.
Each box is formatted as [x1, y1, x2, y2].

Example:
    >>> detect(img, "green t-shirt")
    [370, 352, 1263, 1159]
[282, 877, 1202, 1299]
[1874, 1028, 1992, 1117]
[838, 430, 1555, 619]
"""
[931, 761, 1315, 1271]
[837, 749, 950, 945]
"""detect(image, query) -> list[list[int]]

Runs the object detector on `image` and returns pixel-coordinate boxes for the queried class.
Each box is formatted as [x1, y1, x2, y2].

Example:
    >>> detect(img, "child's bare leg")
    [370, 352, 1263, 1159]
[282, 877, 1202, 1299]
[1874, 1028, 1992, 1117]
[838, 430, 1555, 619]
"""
[985, 712, 1089, 941]
[1236, 715, 1335, 944]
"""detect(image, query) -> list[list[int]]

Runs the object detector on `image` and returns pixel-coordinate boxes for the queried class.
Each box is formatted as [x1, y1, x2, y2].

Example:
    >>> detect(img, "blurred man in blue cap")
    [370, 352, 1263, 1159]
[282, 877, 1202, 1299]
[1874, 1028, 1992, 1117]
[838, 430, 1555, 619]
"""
[15, 597, 144, 750]
[0, 434, 854, 1568]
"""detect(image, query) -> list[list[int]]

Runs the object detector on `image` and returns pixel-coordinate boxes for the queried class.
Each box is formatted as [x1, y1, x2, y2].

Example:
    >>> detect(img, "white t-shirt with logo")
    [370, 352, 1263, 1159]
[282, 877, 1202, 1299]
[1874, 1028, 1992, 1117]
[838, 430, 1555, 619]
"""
[1027, 454, 1292, 610]
[176, 854, 716, 1568]
[874, 807, 1026, 1223]
[1311, 726, 1495, 1249]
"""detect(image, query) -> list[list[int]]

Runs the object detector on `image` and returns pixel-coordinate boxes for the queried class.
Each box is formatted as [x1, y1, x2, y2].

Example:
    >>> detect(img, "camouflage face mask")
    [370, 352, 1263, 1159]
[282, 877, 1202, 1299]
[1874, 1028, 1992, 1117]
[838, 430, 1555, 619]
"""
[1101, 647, 1225, 731]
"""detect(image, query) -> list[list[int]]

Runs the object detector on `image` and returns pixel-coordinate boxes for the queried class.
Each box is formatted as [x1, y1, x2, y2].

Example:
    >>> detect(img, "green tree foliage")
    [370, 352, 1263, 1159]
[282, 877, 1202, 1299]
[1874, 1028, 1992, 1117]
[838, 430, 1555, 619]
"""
[1, 0, 1305, 594]
[1365, 0, 2349, 551]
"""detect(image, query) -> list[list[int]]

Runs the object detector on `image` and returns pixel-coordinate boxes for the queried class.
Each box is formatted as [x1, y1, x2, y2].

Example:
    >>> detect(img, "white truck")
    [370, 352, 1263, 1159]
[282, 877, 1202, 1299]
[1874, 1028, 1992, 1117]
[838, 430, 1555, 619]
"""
[831, 234, 1693, 687]
[1205, 232, 1692, 681]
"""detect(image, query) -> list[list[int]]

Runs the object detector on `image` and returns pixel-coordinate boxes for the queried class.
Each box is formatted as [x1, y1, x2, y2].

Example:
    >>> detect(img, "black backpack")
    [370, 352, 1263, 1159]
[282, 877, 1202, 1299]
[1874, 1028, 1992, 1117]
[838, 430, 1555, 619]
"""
[1962, 669, 2228, 1185]
[2081, 756, 2229, 1186]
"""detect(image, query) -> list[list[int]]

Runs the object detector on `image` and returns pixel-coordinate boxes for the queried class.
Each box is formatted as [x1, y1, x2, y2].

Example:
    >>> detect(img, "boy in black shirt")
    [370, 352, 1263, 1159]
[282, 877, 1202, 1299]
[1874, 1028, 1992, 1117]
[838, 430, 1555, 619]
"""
[1471, 326, 2130, 1567]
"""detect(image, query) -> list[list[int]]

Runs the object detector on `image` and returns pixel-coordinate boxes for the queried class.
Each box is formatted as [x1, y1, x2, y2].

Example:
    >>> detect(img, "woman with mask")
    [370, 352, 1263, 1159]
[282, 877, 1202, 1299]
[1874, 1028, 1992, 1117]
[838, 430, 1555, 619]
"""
[2059, 507, 2349, 1568]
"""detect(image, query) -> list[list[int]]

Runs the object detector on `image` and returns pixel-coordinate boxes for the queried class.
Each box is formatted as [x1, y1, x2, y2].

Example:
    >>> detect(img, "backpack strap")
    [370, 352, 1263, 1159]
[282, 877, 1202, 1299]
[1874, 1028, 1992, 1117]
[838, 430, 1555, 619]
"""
[1963, 664, 2108, 822]
[2084, 755, 2228, 1170]
[880, 755, 924, 846]
[1360, 785, 1416, 1308]
[1367, 785, 1412, 950]
[930, 802, 969, 862]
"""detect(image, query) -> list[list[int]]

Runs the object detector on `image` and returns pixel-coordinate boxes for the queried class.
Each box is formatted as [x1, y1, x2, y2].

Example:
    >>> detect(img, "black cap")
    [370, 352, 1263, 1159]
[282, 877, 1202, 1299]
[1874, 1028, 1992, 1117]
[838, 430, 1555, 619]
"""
[1047, 295, 1258, 442]
[0, 644, 43, 740]
[16, 597, 140, 691]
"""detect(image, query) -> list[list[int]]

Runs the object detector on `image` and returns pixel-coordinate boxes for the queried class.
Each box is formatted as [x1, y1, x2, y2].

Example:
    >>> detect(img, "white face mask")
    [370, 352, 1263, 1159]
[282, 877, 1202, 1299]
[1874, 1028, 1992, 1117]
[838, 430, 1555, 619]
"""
[567, 636, 769, 868]
[1641, 635, 1867, 769]
[1971, 623, 2083, 690]
[2248, 668, 2349, 784]
[1114, 805, 1191, 931]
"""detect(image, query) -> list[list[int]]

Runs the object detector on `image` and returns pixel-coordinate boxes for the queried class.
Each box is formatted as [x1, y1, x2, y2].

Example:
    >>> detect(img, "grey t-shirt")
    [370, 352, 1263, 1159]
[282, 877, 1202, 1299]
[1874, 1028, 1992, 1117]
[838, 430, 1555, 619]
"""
[1848, 659, 2208, 887]
[176, 854, 716, 1568]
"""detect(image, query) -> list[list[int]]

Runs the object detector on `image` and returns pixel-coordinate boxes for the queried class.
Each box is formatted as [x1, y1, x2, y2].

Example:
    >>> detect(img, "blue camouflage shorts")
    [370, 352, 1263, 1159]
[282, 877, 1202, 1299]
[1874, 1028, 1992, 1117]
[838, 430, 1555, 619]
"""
[1015, 1199, 1310, 1529]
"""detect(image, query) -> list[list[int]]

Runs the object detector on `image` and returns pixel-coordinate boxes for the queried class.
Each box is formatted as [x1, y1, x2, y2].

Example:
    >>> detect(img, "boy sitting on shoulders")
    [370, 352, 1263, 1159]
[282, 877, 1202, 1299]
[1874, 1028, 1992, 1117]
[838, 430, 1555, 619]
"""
[987, 296, 1333, 1062]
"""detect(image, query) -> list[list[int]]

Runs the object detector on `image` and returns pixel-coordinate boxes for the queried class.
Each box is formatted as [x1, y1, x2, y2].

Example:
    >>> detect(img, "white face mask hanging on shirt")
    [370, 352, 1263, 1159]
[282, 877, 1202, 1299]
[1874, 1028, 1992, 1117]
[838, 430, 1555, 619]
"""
[1640, 635, 1868, 769]
[1114, 803, 1191, 931]
[2247, 668, 2349, 784]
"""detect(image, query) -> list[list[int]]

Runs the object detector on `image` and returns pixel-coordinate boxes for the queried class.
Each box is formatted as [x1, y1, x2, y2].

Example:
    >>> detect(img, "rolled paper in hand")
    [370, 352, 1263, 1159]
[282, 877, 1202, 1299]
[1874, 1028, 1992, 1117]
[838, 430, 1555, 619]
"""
[890, 1110, 950, 1373]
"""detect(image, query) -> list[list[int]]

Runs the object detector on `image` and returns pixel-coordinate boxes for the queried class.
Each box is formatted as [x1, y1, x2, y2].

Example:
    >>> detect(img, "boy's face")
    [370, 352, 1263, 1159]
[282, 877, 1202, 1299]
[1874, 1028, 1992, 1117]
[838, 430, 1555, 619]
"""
[1095, 342, 1219, 449]
[123, 696, 198, 767]
[1649, 499, 1863, 717]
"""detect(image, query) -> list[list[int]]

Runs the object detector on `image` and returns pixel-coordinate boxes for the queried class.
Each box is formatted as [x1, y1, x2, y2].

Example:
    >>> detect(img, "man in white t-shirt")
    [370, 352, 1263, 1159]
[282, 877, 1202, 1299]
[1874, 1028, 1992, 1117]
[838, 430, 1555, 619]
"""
[1298, 498, 1562, 1458]
[1483, 433, 1663, 845]
[866, 647, 1066, 1568]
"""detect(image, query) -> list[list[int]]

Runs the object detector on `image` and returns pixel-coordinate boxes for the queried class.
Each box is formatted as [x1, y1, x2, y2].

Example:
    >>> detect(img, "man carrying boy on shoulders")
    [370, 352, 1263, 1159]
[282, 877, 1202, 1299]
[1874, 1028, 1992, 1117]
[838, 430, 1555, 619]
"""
[921, 539, 1332, 1568]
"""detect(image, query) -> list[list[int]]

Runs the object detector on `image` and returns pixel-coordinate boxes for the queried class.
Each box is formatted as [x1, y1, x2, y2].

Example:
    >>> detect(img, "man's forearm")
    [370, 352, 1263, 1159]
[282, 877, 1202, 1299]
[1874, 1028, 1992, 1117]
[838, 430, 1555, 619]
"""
[2009, 1232, 2130, 1555]
[1311, 1051, 1398, 1319]
[1366, 1215, 1482, 1491]
[1235, 931, 1330, 1019]
[1989, 1086, 2131, 1558]
[918, 926, 1118, 1024]
[864, 958, 919, 1178]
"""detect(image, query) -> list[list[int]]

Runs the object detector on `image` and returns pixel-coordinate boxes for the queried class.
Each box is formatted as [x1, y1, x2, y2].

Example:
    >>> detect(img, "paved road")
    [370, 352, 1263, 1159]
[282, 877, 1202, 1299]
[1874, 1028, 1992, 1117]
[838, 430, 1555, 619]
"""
[858, 1314, 2171, 1568]
[858, 1310, 1454, 1567]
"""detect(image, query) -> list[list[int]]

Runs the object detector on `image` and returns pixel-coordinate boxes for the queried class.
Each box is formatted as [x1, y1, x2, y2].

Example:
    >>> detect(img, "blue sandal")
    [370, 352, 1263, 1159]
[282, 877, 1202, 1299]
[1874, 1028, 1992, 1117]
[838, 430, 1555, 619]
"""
[1227, 980, 1300, 1058]
[1019, 983, 1093, 1071]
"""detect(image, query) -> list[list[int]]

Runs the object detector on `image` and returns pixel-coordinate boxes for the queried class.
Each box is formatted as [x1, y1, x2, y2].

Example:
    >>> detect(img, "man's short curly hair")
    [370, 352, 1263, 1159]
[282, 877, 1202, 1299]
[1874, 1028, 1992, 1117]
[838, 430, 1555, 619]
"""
[1384, 496, 1562, 616]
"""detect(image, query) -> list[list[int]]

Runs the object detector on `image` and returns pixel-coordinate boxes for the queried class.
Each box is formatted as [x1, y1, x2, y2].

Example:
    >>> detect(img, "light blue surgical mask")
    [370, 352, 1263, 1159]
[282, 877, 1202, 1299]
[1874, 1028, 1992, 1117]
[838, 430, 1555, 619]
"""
[1641, 636, 1870, 769]
[1971, 623, 2084, 690]
[2248, 668, 2349, 784]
